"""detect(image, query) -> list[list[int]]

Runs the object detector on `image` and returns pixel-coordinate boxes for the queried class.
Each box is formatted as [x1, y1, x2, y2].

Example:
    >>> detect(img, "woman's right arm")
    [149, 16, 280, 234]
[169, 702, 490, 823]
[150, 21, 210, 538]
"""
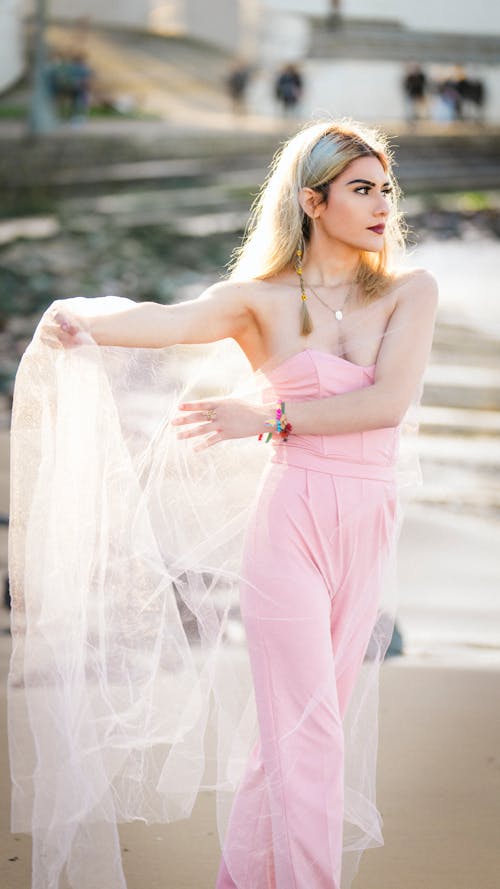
[50, 281, 253, 349]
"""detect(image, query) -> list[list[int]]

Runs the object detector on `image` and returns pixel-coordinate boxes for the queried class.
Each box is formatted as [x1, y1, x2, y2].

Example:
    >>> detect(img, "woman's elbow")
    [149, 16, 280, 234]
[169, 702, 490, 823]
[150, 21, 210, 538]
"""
[387, 405, 407, 427]
[376, 390, 410, 428]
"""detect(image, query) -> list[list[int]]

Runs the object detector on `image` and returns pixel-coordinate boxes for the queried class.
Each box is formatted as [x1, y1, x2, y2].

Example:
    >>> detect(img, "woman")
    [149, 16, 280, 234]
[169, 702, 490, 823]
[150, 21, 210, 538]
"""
[9, 120, 437, 889]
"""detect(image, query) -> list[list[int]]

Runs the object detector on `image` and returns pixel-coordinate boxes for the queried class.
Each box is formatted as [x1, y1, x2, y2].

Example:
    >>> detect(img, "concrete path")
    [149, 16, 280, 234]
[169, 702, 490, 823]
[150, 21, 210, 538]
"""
[1, 609, 499, 889]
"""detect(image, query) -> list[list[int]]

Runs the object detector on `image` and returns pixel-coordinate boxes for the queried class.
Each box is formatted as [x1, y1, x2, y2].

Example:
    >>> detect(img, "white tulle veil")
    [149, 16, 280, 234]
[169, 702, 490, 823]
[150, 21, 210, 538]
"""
[8, 295, 423, 889]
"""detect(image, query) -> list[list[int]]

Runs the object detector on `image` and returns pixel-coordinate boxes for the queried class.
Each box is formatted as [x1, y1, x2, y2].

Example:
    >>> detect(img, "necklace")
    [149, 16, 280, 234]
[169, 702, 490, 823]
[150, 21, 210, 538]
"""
[295, 248, 357, 325]
[307, 278, 357, 321]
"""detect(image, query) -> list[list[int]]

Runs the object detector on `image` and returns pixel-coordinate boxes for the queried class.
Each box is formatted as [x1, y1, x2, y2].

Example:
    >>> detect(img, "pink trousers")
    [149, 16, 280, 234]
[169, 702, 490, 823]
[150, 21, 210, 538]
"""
[216, 460, 397, 889]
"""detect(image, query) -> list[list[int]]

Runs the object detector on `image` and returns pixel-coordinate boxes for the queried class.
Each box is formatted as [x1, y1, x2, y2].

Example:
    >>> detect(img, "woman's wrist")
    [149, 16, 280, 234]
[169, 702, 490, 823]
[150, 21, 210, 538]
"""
[256, 403, 275, 439]
[258, 400, 293, 442]
[89, 313, 119, 346]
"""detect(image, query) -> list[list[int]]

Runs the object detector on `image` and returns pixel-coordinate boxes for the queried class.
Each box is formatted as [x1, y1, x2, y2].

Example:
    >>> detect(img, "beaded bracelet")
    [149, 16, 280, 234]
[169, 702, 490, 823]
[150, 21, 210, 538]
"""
[258, 400, 293, 443]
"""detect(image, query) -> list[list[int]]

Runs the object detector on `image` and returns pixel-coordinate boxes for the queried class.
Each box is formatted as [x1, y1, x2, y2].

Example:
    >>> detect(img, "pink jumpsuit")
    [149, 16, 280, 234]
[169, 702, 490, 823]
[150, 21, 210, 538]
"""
[216, 349, 400, 889]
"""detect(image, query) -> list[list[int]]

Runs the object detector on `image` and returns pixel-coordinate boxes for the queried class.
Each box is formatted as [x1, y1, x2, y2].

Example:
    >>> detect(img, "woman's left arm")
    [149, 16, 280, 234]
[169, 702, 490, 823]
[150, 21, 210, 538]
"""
[173, 271, 438, 445]
[287, 269, 438, 435]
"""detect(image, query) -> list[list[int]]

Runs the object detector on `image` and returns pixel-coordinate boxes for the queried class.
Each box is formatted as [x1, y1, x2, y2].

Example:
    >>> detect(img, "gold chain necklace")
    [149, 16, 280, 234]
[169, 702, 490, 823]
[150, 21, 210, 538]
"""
[295, 249, 357, 322]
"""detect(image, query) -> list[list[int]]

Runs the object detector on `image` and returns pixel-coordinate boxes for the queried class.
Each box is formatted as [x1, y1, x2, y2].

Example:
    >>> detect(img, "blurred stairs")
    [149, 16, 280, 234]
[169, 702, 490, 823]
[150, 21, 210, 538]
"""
[310, 17, 500, 64]
[45, 23, 233, 123]
[1, 126, 500, 198]
[1, 21, 499, 193]
[413, 318, 500, 516]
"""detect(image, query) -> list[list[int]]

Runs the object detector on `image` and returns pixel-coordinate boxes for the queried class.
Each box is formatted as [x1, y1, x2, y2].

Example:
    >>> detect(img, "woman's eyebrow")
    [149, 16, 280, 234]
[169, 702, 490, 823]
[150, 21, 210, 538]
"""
[346, 178, 391, 187]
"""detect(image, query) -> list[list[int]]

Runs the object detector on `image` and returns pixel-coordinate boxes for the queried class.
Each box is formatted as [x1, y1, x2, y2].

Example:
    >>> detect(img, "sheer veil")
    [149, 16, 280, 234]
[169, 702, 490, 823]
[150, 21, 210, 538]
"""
[8, 294, 423, 889]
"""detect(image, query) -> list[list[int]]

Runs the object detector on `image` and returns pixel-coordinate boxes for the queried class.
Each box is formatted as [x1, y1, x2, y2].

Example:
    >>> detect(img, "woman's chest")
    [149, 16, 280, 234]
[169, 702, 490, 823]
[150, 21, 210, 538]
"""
[255, 288, 396, 367]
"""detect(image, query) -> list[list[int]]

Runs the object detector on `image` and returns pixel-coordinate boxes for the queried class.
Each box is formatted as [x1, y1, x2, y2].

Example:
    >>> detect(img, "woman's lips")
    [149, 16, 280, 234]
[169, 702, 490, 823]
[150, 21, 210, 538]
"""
[368, 225, 385, 234]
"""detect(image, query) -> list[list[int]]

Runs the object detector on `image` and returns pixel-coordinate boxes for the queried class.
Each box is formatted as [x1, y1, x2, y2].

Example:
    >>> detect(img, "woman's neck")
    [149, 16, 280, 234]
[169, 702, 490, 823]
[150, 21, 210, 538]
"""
[301, 236, 360, 287]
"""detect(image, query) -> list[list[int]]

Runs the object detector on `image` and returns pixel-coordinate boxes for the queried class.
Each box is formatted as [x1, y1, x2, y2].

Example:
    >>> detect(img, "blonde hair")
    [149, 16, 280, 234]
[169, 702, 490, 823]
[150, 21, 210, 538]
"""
[228, 119, 406, 301]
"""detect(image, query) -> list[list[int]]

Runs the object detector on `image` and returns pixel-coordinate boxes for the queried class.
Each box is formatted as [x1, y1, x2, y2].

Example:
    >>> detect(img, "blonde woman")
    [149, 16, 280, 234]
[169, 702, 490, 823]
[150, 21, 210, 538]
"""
[11, 120, 437, 889]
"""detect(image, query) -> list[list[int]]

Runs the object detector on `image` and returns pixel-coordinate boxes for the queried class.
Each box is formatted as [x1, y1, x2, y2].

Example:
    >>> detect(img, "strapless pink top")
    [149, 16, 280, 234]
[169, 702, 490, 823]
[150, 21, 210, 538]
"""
[264, 348, 400, 481]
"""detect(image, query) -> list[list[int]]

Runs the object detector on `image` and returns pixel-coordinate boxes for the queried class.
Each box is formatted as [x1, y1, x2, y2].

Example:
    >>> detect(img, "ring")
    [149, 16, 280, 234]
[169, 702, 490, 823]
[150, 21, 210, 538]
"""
[205, 408, 216, 421]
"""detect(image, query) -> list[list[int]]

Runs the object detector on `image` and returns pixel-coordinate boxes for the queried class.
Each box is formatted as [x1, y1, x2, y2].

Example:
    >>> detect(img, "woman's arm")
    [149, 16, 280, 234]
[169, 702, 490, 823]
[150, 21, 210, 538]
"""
[49, 282, 253, 349]
[287, 270, 438, 434]
[280, 270, 438, 434]
[174, 271, 438, 447]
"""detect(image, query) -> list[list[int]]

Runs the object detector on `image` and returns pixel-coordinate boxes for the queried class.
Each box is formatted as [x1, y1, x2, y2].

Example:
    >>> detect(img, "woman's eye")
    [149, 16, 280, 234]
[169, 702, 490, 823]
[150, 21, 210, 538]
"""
[354, 186, 393, 196]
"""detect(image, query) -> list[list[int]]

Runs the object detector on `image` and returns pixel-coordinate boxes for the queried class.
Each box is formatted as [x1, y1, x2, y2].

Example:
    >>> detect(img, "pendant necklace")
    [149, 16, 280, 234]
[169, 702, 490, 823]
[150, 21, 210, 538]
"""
[307, 278, 357, 321]
[295, 247, 357, 334]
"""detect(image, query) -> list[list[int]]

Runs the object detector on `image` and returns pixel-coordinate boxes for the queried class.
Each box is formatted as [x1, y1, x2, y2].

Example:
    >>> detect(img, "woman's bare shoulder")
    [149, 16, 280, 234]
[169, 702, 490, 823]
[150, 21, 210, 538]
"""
[388, 267, 439, 306]
[205, 277, 286, 295]
[194, 278, 270, 311]
[209, 276, 293, 308]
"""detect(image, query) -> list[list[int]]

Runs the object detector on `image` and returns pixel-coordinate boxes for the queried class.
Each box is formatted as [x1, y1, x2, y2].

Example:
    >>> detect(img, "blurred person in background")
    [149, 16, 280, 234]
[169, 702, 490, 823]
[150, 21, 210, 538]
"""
[14, 120, 438, 889]
[431, 67, 462, 123]
[453, 65, 468, 119]
[66, 52, 93, 123]
[274, 62, 304, 116]
[225, 59, 252, 115]
[402, 63, 428, 124]
[454, 68, 487, 123]
[327, 0, 342, 29]
[46, 50, 92, 123]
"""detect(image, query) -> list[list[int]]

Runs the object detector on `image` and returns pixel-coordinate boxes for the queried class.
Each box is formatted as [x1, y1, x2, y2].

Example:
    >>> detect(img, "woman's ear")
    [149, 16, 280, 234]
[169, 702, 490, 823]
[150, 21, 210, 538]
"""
[298, 187, 325, 220]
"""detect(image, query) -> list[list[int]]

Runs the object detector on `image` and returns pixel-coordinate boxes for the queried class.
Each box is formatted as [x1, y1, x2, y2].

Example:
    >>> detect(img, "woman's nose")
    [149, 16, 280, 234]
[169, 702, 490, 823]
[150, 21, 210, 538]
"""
[375, 194, 390, 216]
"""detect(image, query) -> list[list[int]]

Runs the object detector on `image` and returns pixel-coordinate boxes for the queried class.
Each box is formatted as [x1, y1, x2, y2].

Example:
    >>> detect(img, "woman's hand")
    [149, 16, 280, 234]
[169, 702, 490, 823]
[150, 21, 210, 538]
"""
[172, 397, 270, 450]
[39, 305, 93, 349]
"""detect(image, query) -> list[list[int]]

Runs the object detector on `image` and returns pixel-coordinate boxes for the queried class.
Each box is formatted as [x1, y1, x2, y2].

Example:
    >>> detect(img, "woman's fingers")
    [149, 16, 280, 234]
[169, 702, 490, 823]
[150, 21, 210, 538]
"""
[53, 311, 82, 336]
[39, 307, 93, 350]
[177, 400, 217, 412]
[52, 307, 90, 336]
[193, 431, 223, 451]
[175, 422, 215, 440]
[172, 411, 216, 427]
[39, 308, 74, 349]
[43, 324, 79, 349]
[40, 320, 75, 349]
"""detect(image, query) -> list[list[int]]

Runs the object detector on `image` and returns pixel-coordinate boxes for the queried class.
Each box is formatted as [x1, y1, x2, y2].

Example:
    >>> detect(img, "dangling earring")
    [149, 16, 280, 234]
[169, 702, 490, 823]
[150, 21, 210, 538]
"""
[295, 238, 313, 336]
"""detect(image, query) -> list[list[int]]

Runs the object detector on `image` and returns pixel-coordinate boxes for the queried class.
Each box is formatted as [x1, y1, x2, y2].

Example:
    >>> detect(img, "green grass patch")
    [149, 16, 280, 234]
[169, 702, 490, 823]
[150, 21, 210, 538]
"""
[0, 105, 27, 119]
[454, 191, 492, 211]
[88, 106, 161, 121]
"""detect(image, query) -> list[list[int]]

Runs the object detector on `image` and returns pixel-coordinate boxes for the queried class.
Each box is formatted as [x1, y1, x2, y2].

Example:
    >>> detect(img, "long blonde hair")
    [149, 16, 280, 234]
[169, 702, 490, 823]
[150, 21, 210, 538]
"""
[228, 119, 406, 301]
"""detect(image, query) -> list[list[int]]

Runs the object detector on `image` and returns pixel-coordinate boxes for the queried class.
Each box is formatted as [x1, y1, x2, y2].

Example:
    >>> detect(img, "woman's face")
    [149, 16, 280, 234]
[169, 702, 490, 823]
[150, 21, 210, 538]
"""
[311, 155, 393, 253]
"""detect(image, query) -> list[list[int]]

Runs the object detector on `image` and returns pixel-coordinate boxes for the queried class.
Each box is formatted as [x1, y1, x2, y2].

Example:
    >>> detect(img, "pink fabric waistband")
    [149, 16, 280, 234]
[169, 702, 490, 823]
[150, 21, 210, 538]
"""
[270, 445, 396, 481]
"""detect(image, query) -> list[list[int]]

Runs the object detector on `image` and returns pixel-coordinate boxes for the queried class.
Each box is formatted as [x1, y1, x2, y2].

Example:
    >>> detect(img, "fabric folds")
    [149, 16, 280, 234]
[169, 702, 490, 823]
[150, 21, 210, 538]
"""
[8, 296, 422, 889]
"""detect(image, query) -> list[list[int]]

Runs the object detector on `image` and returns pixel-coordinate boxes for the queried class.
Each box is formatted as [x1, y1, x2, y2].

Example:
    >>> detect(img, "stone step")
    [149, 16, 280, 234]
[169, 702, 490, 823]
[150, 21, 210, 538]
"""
[418, 405, 500, 436]
[412, 479, 500, 515]
[107, 29, 232, 89]
[1, 124, 499, 168]
[49, 157, 500, 192]
[310, 17, 500, 64]
[62, 186, 250, 223]
[407, 434, 499, 515]
[431, 323, 500, 366]
[423, 364, 500, 410]
[416, 433, 499, 467]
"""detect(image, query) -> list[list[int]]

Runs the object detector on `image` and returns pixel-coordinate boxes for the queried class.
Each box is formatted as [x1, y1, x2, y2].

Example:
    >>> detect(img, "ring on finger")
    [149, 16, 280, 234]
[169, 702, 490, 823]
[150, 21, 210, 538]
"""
[205, 408, 216, 421]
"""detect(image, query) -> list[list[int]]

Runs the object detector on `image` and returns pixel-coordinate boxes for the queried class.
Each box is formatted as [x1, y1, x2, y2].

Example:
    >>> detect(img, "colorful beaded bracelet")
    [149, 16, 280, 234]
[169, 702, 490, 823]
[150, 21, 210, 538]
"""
[258, 400, 293, 443]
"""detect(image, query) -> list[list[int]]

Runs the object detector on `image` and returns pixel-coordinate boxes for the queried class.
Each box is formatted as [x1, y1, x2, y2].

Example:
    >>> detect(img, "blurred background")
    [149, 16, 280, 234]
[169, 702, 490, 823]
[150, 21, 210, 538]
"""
[0, 2, 499, 888]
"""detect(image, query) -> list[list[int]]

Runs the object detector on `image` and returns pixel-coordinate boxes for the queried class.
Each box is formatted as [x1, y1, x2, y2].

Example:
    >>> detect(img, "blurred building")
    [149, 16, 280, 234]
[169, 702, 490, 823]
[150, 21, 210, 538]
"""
[22, 0, 243, 52]
[1, 0, 23, 92]
[16, 0, 500, 121]
[245, 0, 500, 121]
